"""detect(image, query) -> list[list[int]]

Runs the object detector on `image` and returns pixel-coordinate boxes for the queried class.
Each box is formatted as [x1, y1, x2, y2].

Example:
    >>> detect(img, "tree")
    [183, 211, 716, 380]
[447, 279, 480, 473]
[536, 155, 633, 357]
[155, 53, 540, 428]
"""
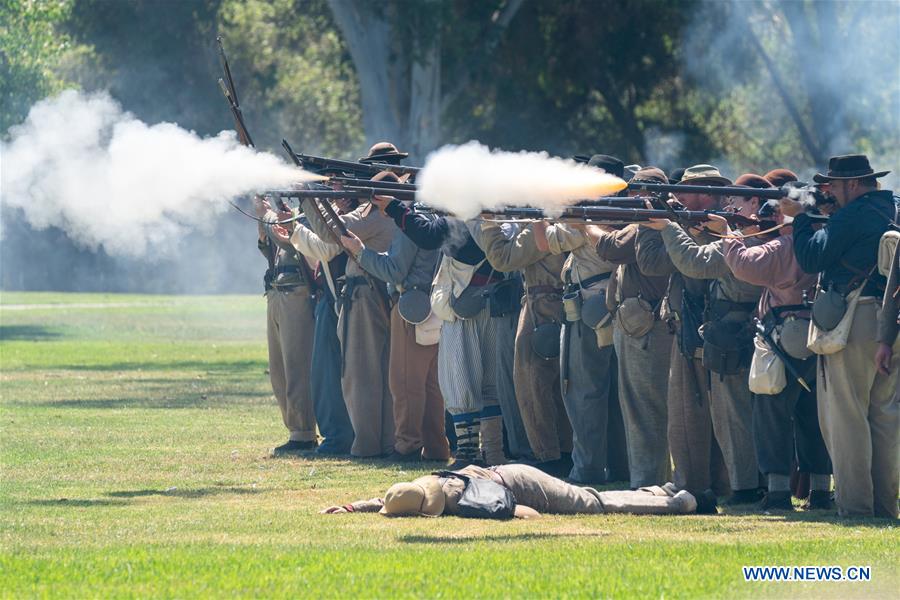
[682, 0, 900, 174]
[326, 0, 524, 161]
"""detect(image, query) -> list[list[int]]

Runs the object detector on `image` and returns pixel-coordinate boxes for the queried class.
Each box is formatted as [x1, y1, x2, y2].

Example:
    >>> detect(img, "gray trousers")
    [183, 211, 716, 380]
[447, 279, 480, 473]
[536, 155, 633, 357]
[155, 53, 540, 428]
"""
[710, 367, 761, 491]
[492, 464, 695, 514]
[614, 318, 672, 488]
[818, 302, 900, 518]
[266, 287, 316, 442]
[337, 285, 394, 457]
[562, 320, 620, 483]
[668, 339, 731, 496]
[514, 297, 572, 462]
[495, 310, 533, 459]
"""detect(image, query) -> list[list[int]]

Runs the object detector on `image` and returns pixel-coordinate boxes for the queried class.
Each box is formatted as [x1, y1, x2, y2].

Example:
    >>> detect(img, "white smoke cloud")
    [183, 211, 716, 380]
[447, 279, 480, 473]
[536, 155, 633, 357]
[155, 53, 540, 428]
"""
[416, 141, 627, 219]
[0, 90, 321, 257]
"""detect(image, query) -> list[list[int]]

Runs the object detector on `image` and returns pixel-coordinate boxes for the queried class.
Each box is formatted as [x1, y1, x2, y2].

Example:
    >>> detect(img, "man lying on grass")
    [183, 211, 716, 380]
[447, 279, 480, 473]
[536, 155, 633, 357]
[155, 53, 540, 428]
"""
[322, 464, 717, 518]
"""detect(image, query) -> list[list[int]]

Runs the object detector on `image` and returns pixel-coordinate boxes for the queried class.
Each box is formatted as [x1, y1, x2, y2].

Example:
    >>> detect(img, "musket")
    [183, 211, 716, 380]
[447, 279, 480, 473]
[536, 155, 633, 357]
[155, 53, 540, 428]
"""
[479, 206, 760, 227]
[627, 182, 789, 199]
[755, 321, 812, 392]
[216, 37, 253, 148]
[266, 187, 418, 202]
[280, 142, 420, 179]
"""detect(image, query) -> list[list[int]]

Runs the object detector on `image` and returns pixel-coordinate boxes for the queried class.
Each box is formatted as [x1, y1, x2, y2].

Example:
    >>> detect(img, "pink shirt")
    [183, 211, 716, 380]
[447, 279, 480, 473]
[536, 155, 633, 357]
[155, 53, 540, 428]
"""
[722, 233, 817, 317]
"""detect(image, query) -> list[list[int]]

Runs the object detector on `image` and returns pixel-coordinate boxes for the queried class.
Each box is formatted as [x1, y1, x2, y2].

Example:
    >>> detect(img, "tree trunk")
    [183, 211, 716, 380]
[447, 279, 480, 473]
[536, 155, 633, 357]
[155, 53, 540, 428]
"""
[326, 0, 401, 151]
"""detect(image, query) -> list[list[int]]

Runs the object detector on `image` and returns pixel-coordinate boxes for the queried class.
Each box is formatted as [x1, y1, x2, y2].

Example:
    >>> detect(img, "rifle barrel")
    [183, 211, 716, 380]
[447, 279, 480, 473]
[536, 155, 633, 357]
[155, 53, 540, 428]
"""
[265, 188, 415, 201]
[627, 182, 786, 199]
[480, 206, 757, 226]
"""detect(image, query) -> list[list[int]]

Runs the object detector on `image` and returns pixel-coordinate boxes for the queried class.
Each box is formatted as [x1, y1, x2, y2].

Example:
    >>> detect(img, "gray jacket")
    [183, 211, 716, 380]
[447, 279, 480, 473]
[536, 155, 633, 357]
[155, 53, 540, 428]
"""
[358, 228, 440, 294]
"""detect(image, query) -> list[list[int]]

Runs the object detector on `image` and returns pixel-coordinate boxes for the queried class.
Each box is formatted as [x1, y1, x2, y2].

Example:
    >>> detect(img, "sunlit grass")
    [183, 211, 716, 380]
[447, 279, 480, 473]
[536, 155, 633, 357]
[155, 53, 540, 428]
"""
[1, 292, 897, 598]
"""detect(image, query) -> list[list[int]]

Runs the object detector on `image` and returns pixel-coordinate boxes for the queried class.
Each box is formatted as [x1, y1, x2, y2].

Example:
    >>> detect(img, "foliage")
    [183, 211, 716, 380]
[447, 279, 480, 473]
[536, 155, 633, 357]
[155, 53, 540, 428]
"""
[1, 293, 898, 597]
[217, 0, 363, 156]
[0, 0, 87, 133]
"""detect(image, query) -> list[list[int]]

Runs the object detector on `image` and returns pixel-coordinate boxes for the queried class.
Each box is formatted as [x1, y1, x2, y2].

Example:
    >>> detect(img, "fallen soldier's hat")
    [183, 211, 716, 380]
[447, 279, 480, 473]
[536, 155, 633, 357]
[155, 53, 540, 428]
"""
[380, 479, 445, 517]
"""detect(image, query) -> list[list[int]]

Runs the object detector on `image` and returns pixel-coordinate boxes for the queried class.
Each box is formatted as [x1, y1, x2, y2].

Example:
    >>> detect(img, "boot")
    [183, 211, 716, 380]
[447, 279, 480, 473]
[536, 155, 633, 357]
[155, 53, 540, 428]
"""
[480, 416, 507, 466]
[450, 418, 482, 468]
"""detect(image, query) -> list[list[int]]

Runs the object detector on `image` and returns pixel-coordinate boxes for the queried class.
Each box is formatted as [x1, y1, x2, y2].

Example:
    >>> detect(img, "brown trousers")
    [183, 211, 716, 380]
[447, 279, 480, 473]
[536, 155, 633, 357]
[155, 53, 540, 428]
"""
[818, 302, 900, 518]
[266, 287, 316, 442]
[389, 305, 450, 459]
[667, 339, 730, 496]
[337, 285, 394, 457]
[514, 295, 572, 462]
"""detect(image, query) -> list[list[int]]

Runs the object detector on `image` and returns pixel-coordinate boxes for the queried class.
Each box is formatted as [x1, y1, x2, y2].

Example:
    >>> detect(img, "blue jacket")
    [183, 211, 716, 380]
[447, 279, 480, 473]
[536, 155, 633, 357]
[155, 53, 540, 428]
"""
[792, 190, 897, 297]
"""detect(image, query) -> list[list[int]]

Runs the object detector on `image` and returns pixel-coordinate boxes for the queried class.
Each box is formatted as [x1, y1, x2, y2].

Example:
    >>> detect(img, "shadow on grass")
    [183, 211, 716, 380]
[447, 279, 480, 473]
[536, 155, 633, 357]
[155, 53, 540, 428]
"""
[721, 506, 899, 528]
[400, 532, 609, 544]
[28, 498, 131, 507]
[71, 360, 265, 373]
[106, 486, 262, 499]
[0, 325, 64, 341]
[24, 392, 268, 410]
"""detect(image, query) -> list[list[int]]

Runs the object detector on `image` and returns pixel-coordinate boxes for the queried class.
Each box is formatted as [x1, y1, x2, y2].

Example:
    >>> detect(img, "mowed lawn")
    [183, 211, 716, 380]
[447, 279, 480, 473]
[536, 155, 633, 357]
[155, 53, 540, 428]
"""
[0, 292, 897, 598]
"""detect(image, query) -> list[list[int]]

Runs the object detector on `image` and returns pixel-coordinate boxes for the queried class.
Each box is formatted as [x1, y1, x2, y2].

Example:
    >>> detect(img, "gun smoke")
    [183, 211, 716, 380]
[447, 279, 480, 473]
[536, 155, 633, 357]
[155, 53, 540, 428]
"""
[0, 90, 322, 258]
[417, 141, 627, 219]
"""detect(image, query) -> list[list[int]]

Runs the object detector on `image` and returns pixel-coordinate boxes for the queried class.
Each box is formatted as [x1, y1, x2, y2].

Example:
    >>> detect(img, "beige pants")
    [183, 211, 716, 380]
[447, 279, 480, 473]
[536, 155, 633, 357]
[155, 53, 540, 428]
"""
[338, 285, 394, 457]
[266, 287, 316, 442]
[492, 464, 696, 514]
[514, 296, 572, 462]
[818, 302, 900, 518]
[389, 305, 450, 459]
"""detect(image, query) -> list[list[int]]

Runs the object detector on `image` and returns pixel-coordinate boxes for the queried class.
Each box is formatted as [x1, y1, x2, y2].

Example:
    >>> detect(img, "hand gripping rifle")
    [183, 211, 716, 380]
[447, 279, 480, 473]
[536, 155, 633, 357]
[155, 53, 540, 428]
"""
[279, 143, 391, 309]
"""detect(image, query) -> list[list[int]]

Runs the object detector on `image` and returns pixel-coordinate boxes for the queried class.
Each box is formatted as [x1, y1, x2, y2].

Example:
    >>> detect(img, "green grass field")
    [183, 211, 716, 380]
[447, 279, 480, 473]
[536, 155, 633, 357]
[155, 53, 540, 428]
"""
[1, 292, 897, 598]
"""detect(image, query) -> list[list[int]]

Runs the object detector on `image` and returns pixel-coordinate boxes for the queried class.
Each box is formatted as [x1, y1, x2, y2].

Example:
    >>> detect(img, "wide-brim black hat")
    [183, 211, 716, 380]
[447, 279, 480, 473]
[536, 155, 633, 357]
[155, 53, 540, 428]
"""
[813, 154, 889, 183]
[587, 154, 625, 178]
[359, 141, 408, 164]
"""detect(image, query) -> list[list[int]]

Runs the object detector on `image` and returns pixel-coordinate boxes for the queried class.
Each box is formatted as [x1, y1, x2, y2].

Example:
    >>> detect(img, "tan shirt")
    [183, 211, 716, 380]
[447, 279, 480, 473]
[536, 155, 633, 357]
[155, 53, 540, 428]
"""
[544, 223, 616, 285]
[470, 221, 566, 289]
[295, 199, 397, 279]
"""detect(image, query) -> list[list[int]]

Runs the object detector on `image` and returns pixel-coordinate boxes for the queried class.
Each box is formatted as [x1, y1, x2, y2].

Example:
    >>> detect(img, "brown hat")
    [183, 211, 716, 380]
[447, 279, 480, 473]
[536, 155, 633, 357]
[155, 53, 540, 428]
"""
[734, 173, 774, 189]
[379, 478, 445, 517]
[630, 167, 669, 184]
[360, 141, 408, 164]
[763, 168, 798, 187]
[678, 164, 732, 186]
[813, 154, 889, 183]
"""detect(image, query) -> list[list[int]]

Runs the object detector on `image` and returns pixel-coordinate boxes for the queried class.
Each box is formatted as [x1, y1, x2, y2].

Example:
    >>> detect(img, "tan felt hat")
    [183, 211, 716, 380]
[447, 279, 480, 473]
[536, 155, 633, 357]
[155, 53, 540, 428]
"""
[380, 478, 445, 517]
[679, 164, 732, 186]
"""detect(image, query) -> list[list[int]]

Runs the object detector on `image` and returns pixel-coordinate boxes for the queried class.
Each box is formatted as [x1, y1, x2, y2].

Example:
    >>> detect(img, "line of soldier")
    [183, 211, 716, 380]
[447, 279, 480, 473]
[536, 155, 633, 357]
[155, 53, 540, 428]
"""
[254, 144, 899, 519]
